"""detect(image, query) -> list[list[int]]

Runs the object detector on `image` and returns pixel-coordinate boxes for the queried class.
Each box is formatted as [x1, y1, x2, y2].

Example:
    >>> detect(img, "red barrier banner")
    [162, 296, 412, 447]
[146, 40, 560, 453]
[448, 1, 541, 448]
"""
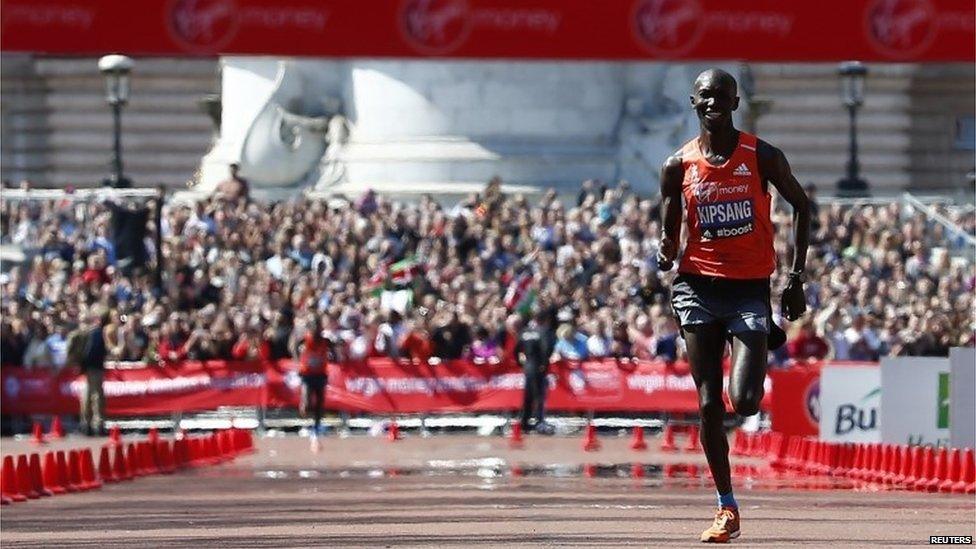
[282, 358, 771, 415]
[102, 360, 266, 416]
[768, 365, 822, 437]
[0, 367, 79, 415]
[1, 0, 972, 61]
[1, 357, 783, 416]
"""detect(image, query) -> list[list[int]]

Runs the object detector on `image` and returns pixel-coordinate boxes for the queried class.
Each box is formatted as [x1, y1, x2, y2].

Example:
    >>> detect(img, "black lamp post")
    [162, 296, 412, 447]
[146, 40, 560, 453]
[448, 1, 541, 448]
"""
[837, 61, 868, 196]
[98, 54, 134, 188]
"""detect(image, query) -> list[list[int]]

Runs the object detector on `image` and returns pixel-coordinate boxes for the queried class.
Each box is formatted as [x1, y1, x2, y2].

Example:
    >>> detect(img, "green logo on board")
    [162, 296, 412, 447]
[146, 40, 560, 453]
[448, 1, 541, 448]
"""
[937, 372, 950, 429]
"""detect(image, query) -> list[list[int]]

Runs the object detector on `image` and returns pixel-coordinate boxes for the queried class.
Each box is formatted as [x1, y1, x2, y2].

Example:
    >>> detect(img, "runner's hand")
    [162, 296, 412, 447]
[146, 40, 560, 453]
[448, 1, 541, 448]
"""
[657, 238, 677, 272]
[780, 275, 807, 321]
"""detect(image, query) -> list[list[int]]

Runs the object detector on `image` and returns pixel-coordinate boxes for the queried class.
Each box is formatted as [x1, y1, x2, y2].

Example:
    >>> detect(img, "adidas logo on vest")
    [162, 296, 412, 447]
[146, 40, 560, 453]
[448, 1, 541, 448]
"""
[733, 163, 752, 176]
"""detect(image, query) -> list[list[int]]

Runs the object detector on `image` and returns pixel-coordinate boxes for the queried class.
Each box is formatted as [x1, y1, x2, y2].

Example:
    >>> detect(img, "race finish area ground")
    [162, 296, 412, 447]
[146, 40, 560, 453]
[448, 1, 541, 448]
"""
[2, 434, 973, 548]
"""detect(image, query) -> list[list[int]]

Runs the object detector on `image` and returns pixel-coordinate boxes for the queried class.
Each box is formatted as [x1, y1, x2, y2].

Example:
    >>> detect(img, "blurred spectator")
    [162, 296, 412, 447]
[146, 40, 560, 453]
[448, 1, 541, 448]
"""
[553, 323, 589, 360]
[0, 181, 971, 374]
[214, 163, 250, 203]
[786, 320, 829, 362]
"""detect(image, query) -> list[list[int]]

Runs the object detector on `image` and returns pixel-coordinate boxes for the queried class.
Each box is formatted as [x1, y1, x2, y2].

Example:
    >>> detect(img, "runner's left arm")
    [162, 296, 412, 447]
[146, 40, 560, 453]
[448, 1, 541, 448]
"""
[759, 142, 810, 320]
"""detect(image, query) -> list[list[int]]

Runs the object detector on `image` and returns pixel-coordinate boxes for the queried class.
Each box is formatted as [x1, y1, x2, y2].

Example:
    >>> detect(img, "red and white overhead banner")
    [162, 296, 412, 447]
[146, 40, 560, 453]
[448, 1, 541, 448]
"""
[1, 357, 773, 416]
[0, 0, 972, 61]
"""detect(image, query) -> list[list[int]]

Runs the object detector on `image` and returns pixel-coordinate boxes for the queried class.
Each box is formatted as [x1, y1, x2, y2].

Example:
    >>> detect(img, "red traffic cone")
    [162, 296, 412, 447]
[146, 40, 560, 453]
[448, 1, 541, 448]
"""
[509, 421, 524, 449]
[109, 425, 122, 446]
[42, 452, 66, 494]
[630, 462, 645, 478]
[660, 424, 678, 452]
[98, 446, 117, 483]
[29, 453, 52, 497]
[156, 441, 176, 474]
[883, 445, 902, 484]
[126, 443, 142, 477]
[663, 463, 680, 478]
[68, 450, 88, 491]
[80, 449, 101, 490]
[56, 451, 78, 492]
[510, 464, 524, 477]
[630, 426, 648, 451]
[683, 425, 701, 453]
[17, 455, 40, 499]
[141, 441, 160, 475]
[582, 463, 597, 478]
[925, 447, 948, 492]
[49, 416, 64, 439]
[902, 446, 922, 486]
[2, 456, 27, 502]
[31, 422, 46, 445]
[172, 438, 187, 469]
[940, 448, 962, 493]
[872, 444, 893, 482]
[730, 430, 746, 456]
[582, 423, 600, 452]
[848, 443, 864, 480]
[113, 444, 132, 481]
[913, 447, 936, 491]
[387, 420, 401, 442]
[769, 434, 789, 470]
[893, 446, 913, 485]
[954, 448, 975, 494]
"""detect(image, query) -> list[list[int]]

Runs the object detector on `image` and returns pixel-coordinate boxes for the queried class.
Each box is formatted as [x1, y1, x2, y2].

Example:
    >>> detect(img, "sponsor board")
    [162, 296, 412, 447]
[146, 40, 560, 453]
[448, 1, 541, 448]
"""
[880, 356, 951, 446]
[819, 364, 881, 442]
[949, 347, 975, 449]
[769, 365, 822, 437]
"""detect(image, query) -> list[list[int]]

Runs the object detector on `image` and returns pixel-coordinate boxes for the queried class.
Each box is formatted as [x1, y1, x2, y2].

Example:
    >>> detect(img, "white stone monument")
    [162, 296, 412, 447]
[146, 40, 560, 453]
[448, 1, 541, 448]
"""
[196, 58, 744, 200]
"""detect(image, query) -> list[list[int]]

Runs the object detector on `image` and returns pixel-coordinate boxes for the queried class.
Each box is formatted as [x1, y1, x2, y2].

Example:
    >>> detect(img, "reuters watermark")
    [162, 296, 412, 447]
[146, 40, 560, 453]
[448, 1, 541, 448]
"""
[929, 535, 973, 545]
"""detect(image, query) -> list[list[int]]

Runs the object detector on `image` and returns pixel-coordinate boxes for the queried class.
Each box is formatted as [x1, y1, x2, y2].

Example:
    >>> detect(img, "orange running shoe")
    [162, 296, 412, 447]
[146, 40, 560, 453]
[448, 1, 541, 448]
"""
[700, 506, 740, 543]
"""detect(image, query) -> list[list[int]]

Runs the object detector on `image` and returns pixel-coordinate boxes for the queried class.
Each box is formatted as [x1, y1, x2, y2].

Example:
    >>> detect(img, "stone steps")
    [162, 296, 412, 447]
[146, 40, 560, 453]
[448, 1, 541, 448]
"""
[0, 56, 217, 187]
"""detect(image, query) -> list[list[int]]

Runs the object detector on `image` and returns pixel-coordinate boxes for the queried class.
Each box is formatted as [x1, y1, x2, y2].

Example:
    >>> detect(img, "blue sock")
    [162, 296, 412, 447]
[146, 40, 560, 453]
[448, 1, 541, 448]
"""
[717, 490, 738, 509]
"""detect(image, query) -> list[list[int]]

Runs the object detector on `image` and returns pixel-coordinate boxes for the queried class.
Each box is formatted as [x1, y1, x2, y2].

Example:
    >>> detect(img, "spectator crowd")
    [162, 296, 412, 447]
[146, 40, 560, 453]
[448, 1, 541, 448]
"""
[1, 177, 973, 372]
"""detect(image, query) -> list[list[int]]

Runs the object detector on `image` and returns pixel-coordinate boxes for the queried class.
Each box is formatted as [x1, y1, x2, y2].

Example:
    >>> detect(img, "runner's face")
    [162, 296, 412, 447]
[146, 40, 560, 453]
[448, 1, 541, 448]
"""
[691, 77, 738, 129]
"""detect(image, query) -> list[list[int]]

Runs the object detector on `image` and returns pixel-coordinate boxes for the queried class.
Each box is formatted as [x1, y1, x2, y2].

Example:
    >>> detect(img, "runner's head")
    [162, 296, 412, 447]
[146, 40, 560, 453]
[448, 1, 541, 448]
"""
[690, 69, 739, 131]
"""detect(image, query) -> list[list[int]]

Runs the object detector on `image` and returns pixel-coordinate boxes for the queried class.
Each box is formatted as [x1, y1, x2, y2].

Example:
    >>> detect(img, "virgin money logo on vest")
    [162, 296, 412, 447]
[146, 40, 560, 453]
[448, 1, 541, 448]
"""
[399, 0, 471, 55]
[167, 0, 240, 53]
[632, 0, 704, 55]
[865, 0, 936, 58]
[693, 181, 749, 204]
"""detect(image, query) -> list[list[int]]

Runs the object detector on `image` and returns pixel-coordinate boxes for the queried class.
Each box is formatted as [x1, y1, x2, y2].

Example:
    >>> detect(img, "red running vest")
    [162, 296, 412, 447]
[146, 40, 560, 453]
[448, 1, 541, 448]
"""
[677, 132, 775, 279]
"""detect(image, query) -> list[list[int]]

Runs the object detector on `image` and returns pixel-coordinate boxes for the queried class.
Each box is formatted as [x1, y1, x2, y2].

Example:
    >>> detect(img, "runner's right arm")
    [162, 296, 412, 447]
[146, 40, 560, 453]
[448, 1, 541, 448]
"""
[657, 155, 684, 272]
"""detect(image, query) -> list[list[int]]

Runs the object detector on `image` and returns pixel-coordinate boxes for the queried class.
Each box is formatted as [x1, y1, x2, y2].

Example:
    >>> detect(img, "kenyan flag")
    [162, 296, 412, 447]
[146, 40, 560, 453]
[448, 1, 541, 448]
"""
[366, 256, 422, 295]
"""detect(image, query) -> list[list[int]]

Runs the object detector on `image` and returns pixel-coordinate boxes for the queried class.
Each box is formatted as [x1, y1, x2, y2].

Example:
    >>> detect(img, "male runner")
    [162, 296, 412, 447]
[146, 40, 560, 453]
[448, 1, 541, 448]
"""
[657, 69, 809, 543]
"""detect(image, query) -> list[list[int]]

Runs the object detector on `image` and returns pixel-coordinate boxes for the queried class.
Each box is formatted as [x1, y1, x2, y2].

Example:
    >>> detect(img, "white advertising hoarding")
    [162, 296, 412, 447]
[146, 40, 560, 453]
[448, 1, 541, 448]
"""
[880, 356, 951, 446]
[819, 365, 881, 442]
[949, 347, 975, 449]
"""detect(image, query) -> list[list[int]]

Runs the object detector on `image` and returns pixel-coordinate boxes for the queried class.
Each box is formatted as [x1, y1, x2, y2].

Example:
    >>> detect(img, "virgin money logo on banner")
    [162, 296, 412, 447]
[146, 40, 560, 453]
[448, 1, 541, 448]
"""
[167, 0, 240, 53]
[632, 0, 704, 55]
[399, 0, 471, 55]
[864, 0, 936, 58]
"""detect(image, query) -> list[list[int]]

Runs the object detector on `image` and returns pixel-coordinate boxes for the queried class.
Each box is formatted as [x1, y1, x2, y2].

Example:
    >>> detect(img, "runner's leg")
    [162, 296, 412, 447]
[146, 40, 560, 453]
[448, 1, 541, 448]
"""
[728, 332, 768, 417]
[684, 323, 732, 494]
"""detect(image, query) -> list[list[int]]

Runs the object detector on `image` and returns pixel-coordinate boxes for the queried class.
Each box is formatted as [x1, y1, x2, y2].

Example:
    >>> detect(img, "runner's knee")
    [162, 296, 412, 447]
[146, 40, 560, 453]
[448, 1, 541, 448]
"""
[699, 395, 725, 423]
[729, 389, 762, 417]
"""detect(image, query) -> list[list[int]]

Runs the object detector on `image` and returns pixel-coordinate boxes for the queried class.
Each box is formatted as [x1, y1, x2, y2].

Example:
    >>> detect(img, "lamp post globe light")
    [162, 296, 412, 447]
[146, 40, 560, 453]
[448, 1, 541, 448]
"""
[98, 54, 134, 188]
[837, 60, 868, 196]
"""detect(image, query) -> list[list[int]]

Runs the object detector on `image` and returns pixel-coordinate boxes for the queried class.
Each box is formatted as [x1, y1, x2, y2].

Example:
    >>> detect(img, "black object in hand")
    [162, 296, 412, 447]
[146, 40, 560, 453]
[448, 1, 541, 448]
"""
[780, 277, 807, 321]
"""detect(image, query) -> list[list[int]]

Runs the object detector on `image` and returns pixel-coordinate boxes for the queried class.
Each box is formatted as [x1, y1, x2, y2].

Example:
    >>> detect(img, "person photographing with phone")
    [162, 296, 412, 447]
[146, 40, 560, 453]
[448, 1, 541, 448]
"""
[657, 68, 810, 543]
